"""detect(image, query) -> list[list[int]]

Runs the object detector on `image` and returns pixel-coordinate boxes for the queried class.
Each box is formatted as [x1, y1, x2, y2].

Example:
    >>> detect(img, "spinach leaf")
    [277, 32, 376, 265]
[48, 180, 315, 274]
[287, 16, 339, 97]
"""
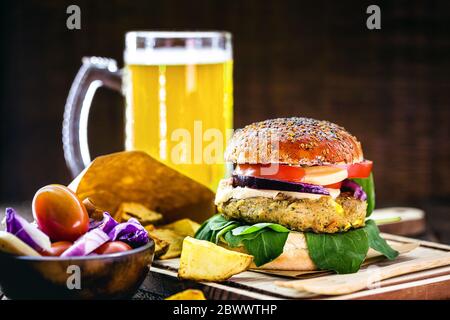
[195, 214, 239, 243]
[194, 218, 214, 242]
[232, 222, 290, 236]
[224, 228, 288, 266]
[365, 220, 399, 260]
[352, 173, 376, 217]
[305, 228, 369, 274]
[208, 214, 236, 231]
[305, 219, 399, 274]
[241, 230, 289, 267]
[223, 229, 265, 248]
[215, 222, 240, 244]
[196, 214, 290, 266]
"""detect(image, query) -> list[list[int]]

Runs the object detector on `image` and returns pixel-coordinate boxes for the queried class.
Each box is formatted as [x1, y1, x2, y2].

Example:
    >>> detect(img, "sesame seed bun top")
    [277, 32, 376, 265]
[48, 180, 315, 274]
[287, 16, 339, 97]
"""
[225, 117, 364, 166]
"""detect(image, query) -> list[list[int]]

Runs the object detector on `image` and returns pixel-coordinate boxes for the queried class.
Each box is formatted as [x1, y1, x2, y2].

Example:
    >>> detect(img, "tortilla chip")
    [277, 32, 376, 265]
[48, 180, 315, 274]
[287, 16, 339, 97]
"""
[82, 198, 104, 221]
[153, 238, 170, 258]
[161, 218, 200, 237]
[147, 228, 184, 259]
[115, 202, 163, 225]
[68, 151, 215, 223]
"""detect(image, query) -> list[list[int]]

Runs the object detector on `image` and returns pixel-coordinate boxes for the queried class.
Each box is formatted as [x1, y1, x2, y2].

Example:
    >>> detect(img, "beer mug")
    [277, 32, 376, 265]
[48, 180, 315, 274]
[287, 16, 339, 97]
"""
[63, 32, 233, 191]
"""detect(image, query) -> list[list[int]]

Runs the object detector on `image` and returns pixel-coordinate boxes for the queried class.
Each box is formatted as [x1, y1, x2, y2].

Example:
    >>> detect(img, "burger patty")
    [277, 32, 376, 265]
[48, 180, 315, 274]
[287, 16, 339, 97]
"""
[217, 192, 367, 233]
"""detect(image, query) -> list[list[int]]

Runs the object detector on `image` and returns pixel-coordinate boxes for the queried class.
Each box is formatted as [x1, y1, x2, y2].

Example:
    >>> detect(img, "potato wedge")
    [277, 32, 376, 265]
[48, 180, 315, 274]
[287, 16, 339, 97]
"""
[148, 228, 184, 259]
[0, 231, 40, 256]
[165, 289, 206, 300]
[162, 218, 200, 237]
[178, 237, 253, 282]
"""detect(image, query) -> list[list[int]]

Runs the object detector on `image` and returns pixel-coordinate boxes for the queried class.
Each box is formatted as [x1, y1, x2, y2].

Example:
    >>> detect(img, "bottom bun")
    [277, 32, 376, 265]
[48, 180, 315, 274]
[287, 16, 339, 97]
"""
[224, 232, 317, 271]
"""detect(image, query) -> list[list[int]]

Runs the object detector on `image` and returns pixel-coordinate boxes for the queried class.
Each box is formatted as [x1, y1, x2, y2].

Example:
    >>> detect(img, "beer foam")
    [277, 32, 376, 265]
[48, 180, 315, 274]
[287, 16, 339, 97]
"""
[124, 48, 232, 65]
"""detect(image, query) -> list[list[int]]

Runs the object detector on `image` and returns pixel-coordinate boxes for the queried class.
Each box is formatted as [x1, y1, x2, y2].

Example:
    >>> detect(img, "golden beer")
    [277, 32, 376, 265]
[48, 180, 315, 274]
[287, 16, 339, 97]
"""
[124, 48, 233, 191]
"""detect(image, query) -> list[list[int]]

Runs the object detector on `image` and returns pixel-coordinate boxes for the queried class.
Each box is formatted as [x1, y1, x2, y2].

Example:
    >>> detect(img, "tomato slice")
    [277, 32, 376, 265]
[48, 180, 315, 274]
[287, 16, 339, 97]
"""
[235, 160, 372, 185]
[346, 160, 373, 179]
[323, 182, 342, 189]
[235, 164, 305, 182]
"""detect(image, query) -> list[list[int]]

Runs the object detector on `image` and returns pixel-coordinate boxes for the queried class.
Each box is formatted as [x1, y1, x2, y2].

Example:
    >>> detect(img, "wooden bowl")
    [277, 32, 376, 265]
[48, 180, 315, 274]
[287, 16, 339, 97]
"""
[0, 239, 154, 299]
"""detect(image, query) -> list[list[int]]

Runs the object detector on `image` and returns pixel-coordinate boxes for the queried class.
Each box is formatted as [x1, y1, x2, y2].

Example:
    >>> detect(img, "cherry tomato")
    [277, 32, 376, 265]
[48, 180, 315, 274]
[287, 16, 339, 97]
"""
[235, 164, 305, 182]
[94, 241, 132, 254]
[32, 184, 89, 242]
[42, 241, 73, 256]
[346, 160, 373, 179]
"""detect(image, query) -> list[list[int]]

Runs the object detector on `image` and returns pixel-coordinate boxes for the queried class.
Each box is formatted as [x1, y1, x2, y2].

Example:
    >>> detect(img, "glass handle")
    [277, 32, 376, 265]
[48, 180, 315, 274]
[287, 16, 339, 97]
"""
[62, 56, 122, 178]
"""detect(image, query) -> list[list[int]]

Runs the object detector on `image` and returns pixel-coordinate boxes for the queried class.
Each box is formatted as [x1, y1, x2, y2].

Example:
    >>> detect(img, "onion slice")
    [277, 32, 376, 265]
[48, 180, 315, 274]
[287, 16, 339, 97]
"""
[89, 212, 118, 234]
[232, 175, 330, 195]
[341, 180, 367, 201]
[61, 228, 109, 257]
[302, 166, 348, 186]
[3, 207, 51, 253]
[108, 218, 149, 248]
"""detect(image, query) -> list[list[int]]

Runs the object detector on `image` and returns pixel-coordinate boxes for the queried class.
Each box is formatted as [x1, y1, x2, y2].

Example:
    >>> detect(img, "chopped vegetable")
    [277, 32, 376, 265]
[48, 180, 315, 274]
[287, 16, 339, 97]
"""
[232, 174, 330, 195]
[61, 228, 110, 257]
[351, 173, 376, 216]
[4, 207, 51, 252]
[341, 179, 367, 201]
[89, 212, 118, 234]
[0, 231, 41, 256]
[108, 218, 149, 248]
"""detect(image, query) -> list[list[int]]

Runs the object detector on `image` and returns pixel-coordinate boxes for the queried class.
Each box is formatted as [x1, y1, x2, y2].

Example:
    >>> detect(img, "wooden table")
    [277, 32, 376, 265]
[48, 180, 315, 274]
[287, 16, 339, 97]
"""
[141, 234, 450, 300]
[1, 203, 449, 300]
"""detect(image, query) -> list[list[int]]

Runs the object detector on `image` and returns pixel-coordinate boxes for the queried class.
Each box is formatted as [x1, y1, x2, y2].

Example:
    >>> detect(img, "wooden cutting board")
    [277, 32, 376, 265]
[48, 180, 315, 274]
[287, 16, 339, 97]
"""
[141, 234, 450, 300]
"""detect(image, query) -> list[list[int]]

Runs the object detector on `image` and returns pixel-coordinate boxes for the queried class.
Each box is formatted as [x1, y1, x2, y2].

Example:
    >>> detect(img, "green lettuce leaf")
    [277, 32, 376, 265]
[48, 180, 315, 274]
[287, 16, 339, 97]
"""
[196, 215, 398, 273]
[195, 215, 289, 266]
[365, 220, 399, 260]
[351, 173, 376, 217]
[195, 214, 237, 243]
[241, 230, 289, 267]
[305, 228, 369, 274]
[232, 222, 290, 236]
[305, 219, 398, 274]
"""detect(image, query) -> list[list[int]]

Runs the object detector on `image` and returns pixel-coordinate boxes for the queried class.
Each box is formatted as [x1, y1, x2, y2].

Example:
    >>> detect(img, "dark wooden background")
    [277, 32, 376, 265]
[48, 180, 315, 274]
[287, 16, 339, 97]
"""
[0, 0, 449, 240]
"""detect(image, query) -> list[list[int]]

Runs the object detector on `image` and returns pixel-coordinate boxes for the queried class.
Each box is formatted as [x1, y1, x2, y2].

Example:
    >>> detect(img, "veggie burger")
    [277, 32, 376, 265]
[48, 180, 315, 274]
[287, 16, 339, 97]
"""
[195, 117, 398, 274]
